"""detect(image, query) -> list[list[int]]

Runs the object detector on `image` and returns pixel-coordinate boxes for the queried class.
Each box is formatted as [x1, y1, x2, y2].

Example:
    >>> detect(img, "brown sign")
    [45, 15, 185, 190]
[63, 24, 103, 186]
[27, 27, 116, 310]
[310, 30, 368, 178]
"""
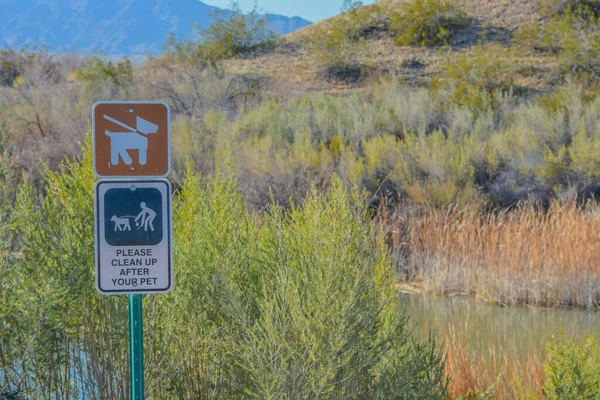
[93, 101, 170, 178]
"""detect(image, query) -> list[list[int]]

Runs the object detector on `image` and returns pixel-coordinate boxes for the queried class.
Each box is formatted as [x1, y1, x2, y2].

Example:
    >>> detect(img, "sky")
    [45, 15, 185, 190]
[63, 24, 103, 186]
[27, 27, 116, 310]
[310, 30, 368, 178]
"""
[203, 0, 378, 23]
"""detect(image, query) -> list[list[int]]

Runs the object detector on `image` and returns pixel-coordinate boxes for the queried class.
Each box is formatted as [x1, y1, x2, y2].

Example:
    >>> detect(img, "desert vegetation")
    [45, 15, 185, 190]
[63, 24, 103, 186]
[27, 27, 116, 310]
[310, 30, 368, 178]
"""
[1, 1, 600, 309]
[0, 142, 448, 398]
[5, 60, 600, 210]
[390, 0, 470, 47]
[443, 327, 600, 399]
[518, 0, 600, 82]
[1, 0, 600, 398]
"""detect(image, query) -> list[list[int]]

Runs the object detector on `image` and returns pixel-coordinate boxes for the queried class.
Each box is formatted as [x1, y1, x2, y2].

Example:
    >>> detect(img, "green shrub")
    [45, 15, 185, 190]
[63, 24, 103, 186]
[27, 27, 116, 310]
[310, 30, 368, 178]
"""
[568, 128, 600, 179]
[430, 45, 516, 113]
[226, 180, 448, 398]
[197, 1, 276, 59]
[539, 0, 600, 18]
[0, 109, 15, 395]
[78, 55, 135, 99]
[0, 49, 29, 87]
[160, 1, 275, 65]
[0, 47, 45, 87]
[1, 138, 129, 398]
[304, 2, 394, 81]
[391, 0, 470, 47]
[0, 106, 12, 261]
[0, 50, 20, 87]
[518, 1, 600, 82]
[543, 334, 600, 399]
[304, 18, 364, 81]
[79, 55, 133, 88]
[145, 168, 261, 398]
[396, 130, 483, 207]
[557, 11, 600, 80]
[516, 15, 563, 54]
[160, 32, 220, 67]
[343, 2, 392, 41]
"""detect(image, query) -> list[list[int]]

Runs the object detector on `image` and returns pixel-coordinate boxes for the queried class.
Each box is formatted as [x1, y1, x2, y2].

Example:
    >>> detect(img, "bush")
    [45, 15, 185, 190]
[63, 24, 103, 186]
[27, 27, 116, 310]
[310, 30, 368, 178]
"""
[0, 140, 449, 398]
[343, 2, 392, 40]
[0, 107, 12, 264]
[225, 180, 448, 398]
[430, 45, 517, 113]
[0, 47, 49, 87]
[395, 130, 484, 207]
[518, 1, 600, 82]
[539, 0, 600, 18]
[79, 55, 133, 91]
[161, 32, 219, 68]
[391, 0, 470, 47]
[304, 2, 393, 81]
[159, 1, 276, 66]
[0, 49, 31, 87]
[557, 11, 600, 80]
[305, 18, 364, 81]
[197, 1, 276, 59]
[543, 334, 600, 399]
[1, 139, 129, 398]
[0, 110, 16, 398]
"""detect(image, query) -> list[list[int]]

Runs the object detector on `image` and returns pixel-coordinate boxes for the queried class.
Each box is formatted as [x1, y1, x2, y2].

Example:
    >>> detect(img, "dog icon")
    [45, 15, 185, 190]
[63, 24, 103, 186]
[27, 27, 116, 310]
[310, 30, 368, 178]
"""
[111, 215, 132, 232]
[104, 115, 158, 166]
[105, 131, 148, 165]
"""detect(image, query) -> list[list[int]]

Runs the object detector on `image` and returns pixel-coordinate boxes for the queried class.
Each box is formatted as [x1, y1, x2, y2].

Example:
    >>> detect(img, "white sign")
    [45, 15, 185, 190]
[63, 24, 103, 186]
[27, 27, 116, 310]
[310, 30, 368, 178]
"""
[95, 179, 173, 294]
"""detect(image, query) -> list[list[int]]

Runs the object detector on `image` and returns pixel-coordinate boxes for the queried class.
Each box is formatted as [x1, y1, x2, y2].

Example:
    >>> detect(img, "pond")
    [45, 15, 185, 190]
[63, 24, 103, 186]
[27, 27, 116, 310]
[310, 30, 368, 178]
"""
[400, 293, 600, 363]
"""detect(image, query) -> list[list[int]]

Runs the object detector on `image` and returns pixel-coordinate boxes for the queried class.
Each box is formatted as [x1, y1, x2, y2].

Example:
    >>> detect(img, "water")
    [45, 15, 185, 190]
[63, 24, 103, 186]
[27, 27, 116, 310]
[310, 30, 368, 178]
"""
[400, 293, 600, 363]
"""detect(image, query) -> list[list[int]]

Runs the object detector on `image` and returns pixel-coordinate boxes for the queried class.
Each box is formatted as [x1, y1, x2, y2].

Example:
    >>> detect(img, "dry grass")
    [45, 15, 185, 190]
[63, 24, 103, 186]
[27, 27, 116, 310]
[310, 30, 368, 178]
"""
[444, 322, 544, 399]
[382, 202, 600, 308]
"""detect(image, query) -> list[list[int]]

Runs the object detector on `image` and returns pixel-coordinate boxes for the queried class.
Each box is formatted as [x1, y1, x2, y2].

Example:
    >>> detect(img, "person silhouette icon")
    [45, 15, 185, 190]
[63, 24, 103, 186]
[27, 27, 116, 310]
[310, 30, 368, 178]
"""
[135, 201, 156, 232]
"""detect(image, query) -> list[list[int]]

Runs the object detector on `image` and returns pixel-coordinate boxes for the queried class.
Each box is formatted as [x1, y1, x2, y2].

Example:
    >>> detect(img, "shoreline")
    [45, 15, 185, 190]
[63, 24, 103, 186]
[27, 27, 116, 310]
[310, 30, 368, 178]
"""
[394, 281, 600, 311]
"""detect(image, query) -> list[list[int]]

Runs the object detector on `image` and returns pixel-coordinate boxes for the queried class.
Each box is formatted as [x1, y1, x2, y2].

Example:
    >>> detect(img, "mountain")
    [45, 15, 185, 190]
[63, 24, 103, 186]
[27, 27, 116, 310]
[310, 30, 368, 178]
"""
[0, 0, 312, 55]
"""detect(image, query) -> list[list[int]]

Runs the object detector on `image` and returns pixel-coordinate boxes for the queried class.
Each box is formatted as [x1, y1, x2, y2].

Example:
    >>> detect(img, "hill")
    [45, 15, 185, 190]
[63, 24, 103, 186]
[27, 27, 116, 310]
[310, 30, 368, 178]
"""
[223, 0, 550, 94]
[0, 0, 312, 55]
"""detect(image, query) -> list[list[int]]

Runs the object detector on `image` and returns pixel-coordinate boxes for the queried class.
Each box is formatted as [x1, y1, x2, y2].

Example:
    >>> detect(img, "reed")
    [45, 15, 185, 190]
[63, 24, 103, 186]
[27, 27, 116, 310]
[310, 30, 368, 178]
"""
[382, 202, 600, 308]
[444, 322, 544, 399]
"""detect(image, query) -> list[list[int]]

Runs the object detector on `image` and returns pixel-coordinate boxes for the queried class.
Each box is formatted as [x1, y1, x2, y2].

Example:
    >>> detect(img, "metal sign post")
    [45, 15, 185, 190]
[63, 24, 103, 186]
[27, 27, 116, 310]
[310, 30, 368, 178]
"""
[93, 101, 172, 400]
[129, 294, 144, 400]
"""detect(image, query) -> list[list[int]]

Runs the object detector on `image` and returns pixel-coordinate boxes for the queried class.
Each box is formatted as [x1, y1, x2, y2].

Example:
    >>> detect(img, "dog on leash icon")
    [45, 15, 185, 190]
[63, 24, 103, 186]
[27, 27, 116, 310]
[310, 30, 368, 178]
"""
[103, 114, 159, 166]
[103, 187, 163, 246]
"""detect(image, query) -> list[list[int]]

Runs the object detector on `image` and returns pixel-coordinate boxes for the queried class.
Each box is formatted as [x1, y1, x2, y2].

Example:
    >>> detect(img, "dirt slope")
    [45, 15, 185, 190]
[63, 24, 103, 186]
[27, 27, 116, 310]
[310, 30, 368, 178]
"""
[224, 0, 547, 95]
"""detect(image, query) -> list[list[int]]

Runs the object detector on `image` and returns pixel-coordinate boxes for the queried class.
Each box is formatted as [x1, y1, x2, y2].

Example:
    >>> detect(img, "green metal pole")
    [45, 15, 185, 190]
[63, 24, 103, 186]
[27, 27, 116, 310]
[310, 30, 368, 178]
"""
[128, 294, 144, 400]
